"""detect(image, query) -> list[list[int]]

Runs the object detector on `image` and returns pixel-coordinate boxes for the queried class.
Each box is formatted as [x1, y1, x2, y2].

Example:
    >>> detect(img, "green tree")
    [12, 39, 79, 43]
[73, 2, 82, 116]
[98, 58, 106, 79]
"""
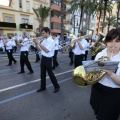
[104, 16, 117, 32]
[69, 0, 88, 32]
[33, 4, 51, 34]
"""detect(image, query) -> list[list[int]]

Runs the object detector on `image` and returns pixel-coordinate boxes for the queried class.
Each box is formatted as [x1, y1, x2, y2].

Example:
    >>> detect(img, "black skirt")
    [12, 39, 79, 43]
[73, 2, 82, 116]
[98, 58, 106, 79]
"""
[90, 83, 120, 120]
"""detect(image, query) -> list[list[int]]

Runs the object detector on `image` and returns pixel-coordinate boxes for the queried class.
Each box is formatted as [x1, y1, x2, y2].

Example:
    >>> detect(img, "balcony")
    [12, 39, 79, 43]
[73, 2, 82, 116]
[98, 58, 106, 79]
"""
[51, 4, 61, 11]
[63, 19, 70, 24]
[19, 23, 33, 31]
[51, 17, 61, 23]
[51, 29, 61, 33]
[0, 22, 16, 30]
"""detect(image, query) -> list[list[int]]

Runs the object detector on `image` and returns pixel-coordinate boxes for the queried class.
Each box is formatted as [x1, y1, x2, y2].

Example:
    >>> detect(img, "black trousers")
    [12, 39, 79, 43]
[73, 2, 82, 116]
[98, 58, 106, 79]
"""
[90, 83, 120, 120]
[40, 55, 59, 89]
[84, 50, 88, 61]
[69, 51, 74, 64]
[6, 49, 16, 65]
[74, 54, 84, 68]
[35, 47, 40, 62]
[20, 51, 33, 72]
[53, 50, 59, 68]
[91, 55, 96, 60]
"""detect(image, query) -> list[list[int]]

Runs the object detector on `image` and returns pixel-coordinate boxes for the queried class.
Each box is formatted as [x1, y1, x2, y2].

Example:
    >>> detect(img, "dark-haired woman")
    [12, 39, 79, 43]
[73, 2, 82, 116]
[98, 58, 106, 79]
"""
[90, 28, 120, 120]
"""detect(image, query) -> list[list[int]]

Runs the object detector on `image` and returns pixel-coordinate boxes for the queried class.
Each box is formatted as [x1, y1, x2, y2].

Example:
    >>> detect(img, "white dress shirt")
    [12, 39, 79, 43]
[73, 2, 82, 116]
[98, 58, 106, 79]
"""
[6, 41, 13, 50]
[20, 38, 29, 51]
[95, 48, 120, 88]
[73, 39, 88, 55]
[54, 38, 59, 50]
[41, 36, 55, 57]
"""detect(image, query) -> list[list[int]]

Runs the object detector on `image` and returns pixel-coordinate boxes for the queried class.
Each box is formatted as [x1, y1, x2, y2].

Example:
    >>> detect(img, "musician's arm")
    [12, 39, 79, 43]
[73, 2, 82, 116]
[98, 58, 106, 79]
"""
[15, 39, 23, 47]
[77, 42, 83, 50]
[103, 70, 120, 85]
[34, 40, 49, 53]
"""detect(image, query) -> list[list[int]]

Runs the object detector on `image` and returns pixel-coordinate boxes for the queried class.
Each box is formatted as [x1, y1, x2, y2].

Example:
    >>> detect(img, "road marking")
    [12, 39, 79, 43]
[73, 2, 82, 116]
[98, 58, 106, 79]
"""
[0, 69, 73, 93]
[0, 77, 72, 104]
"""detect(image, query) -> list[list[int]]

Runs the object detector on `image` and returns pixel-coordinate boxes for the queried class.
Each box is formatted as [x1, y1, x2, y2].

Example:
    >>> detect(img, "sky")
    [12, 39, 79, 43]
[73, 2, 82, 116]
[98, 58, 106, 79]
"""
[0, 0, 9, 6]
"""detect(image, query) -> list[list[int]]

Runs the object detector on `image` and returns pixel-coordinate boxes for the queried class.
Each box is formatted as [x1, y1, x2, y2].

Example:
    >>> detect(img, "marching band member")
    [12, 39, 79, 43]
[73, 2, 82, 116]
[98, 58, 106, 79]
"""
[51, 34, 59, 70]
[4, 36, 17, 66]
[90, 28, 120, 120]
[15, 30, 34, 75]
[0, 37, 5, 53]
[72, 32, 88, 68]
[34, 27, 60, 93]
[33, 35, 40, 63]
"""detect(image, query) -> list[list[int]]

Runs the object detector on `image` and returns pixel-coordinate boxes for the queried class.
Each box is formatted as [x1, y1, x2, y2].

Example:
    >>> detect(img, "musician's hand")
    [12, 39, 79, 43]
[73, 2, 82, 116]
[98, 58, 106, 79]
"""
[34, 39, 39, 44]
[102, 70, 113, 77]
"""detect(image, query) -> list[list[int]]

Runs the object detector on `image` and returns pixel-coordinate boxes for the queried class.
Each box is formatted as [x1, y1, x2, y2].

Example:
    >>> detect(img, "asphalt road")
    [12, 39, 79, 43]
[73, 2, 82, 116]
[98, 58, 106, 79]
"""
[0, 52, 119, 120]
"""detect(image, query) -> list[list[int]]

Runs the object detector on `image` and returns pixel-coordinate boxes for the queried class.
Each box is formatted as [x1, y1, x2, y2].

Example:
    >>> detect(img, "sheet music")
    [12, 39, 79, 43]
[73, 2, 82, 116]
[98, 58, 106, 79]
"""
[82, 60, 119, 73]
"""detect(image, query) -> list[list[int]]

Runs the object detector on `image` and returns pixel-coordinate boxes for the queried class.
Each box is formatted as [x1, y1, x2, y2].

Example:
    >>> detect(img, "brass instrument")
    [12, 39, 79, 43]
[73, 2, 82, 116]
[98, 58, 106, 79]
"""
[72, 56, 110, 87]
[66, 34, 89, 52]
[91, 32, 106, 56]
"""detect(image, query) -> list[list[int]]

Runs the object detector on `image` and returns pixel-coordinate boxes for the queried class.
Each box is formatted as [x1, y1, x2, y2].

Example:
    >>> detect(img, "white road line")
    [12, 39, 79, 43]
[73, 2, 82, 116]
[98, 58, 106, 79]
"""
[0, 69, 73, 93]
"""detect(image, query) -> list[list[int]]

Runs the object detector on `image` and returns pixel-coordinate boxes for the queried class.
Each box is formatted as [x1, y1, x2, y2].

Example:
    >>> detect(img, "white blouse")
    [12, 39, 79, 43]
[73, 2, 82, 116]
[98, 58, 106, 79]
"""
[95, 48, 120, 88]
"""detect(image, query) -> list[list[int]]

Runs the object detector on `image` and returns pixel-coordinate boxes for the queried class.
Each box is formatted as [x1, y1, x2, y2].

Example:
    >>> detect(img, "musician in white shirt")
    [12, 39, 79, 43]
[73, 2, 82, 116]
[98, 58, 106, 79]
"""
[52, 34, 59, 70]
[0, 37, 5, 53]
[34, 27, 60, 93]
[4, 36, 17, 66]
[90, 28, 120, 120]
[72, 32, 88, 68]
[15, 30, 34, 75]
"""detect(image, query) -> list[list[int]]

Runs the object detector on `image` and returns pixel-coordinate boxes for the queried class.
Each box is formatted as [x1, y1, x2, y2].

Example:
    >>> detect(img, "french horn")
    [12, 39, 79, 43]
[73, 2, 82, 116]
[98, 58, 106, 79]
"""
[72, 56, 110, 87]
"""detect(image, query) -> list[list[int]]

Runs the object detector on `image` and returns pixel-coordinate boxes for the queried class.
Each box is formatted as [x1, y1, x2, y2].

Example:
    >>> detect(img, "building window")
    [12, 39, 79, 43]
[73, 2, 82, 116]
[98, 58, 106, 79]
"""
[19, 0, 22, 8]
[5, 16, 13, 23]
[22, 18, 28, 24]
[26, 1, 30, 12]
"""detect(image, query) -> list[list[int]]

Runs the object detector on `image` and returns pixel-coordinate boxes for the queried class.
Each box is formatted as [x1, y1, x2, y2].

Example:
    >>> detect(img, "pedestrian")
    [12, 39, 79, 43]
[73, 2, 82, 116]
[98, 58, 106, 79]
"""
[34, 27, 60, 93]
[15, 30, 34, 75]
[4, 36, 17, 66]
[90, 28, 120, 120]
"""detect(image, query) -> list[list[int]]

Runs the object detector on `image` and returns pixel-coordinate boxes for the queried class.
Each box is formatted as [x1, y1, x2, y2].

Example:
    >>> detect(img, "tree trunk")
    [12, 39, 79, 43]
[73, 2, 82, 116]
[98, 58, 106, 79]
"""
[102, 0, 108, 32]
[78, 6, 84, 32]
[117, 2, 120, 28]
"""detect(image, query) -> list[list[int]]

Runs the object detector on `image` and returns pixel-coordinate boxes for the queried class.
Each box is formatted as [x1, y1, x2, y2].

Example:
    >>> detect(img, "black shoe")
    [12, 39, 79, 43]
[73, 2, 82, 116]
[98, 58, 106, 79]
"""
[14, 61, 17, 64]
[27, 71, 34, 75]
[53, 86, 60, 93]
[36, 88, 46, 92]
[17, 71, 25, 74]
[6, 64, 12, 66]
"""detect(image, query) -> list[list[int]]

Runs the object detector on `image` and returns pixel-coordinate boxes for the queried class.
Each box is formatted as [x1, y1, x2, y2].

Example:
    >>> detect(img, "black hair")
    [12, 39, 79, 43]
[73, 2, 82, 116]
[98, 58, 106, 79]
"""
[41, 27, 50, 35]
[105, 28, 120, 43]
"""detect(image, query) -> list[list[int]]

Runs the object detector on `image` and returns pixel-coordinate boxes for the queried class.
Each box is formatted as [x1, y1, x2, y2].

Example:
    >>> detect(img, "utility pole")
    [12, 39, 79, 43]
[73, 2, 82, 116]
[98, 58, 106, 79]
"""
[61, 0, 64, 43]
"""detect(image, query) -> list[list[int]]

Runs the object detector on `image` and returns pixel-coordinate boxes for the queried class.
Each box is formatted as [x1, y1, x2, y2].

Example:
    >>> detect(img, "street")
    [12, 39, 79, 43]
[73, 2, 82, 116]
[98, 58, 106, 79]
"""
[0, 52, 119, 120]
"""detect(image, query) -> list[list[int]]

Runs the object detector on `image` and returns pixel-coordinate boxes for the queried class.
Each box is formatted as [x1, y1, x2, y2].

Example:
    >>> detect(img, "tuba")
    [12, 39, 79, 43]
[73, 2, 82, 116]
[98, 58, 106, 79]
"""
[91, 32, 106, 56]
[72, 56, 119, 87]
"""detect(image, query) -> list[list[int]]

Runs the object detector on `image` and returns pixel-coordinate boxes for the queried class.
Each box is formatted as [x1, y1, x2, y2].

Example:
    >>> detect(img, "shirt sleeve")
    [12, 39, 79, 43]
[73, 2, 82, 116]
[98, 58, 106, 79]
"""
[116, 62, 120, 76]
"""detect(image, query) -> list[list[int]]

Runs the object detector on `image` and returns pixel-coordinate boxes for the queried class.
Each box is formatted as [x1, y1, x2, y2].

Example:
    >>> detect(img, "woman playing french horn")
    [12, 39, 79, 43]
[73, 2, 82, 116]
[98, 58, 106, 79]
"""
[90, 28, 120, 120]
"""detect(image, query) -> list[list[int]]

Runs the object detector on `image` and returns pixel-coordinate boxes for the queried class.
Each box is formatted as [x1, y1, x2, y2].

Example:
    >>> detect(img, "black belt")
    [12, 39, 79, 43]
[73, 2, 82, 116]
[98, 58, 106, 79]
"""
[42, 55, 52, 58]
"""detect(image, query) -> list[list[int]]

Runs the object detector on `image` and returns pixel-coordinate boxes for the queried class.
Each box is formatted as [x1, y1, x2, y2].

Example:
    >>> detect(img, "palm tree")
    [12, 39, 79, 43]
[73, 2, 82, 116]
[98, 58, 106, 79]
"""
[69, 0, 87, 32]
[104, 16, 117, 32]
[33, 4, 51, 34]
[102, 0, 113, 32]
[116, 1, 120, 28]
